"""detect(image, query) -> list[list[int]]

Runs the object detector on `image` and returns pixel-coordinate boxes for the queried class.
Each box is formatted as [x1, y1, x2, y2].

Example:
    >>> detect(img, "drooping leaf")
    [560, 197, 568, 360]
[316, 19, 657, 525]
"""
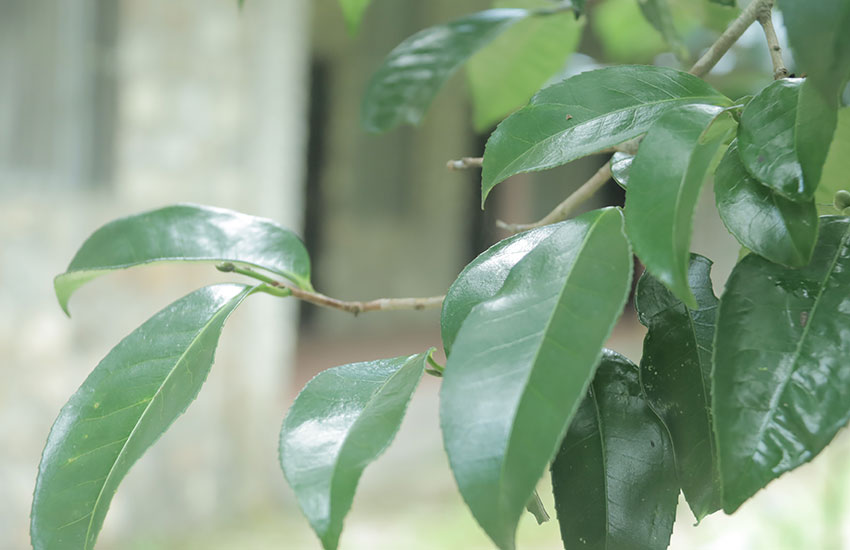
[610, 152, 633, 189]
[31, 284, 255, 550]
[440, 207, 633, 550]
[280, 351, 429, 550]
[481, 65, 730, 205]
[737, 78, 838, 201]
[778, 0, 850, 102]
[441, 224, 559, 356]
[466, 0, 583, 131]
[338, 0, 372, 34]
[713, 216, 850, 512]
[636, 254, 722, 520]
[625, 104, 735, 308]
[637, 0, 689, 61]
[55, 204, 312, 315]
[551, 350, 679, 550]
[715, 140, 819, 266]
[572, 0, 587, 17]
[815, 108, 850, 212]
[361, 9, 530, 133]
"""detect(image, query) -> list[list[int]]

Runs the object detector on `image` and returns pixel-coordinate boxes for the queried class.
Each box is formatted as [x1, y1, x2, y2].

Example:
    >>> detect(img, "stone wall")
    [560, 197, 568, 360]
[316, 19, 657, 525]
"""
[0, 1, 310, 546]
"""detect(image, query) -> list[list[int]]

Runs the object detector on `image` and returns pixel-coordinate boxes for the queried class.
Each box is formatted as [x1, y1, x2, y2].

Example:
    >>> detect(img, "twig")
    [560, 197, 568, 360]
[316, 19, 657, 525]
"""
[218, 262, 444, 315]
[756, 1, 788, 79]
[447, 157, 483, 170]
[689, 0, 772, 78]
[497, 162, 613, 234]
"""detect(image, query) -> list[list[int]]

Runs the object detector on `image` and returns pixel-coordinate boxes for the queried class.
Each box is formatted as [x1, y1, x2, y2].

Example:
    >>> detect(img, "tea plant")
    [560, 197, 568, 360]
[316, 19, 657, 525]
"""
[30, 0, 850, 549]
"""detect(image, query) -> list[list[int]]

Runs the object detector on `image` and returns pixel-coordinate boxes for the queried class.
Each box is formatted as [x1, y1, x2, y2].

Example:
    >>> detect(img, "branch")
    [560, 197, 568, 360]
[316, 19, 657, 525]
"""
[286, 286, 444, 315]
[218, 263, 444, 315]
[497, 162, 613, 234]
[689, 0, 772, 78]
[756, 1, 788, 79]
[446, 157, 483, 170]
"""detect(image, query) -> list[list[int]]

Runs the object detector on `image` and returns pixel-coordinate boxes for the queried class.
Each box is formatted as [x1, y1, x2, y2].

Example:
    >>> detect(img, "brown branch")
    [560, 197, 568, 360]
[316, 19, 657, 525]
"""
[756, 2, 788, 79]
[497, 162, 613, 234]
[284, 285, 444, 315]
[219, 262, 444, 315]
[689, 0, 772, 78]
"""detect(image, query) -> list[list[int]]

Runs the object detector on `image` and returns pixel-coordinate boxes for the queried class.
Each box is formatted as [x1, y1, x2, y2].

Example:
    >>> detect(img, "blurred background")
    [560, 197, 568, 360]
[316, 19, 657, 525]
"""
[1, 0, 849, 548]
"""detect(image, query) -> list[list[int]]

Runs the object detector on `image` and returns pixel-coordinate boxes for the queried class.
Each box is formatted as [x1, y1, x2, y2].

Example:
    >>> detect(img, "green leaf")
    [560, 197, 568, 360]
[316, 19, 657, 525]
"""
[280, 351, 429, 550]
[54, 204, 311, 315]
[481, 65, 730, 205]
[713, 216, 850, 512]
[636, 254, 721, 520]
[815, 107, 850, 212]
[610, 152, 633, 189]
[361, 9, 530, 133]
[715, 140, 818, 266]
[551, 350, 679, 550]
[571, 0, 587, 17]
[778, 0, 850, 101]
[338, 0, 372, 34]
[637, 0, 689, 62]
[440, 207, 633, 550]
[466, 0, 583, 131]
[31, 284, 255, 550]
[737, 78, 838, 201]
[625, 104, 735, 308]
[441, 224, 559, 357]
[710, 0, 735, 5]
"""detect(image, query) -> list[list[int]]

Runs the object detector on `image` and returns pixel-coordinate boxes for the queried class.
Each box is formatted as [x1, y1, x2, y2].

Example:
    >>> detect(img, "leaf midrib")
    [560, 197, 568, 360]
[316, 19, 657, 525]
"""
[750, 223, 850, 466]
[589, 385, 612, 549]
[82, 287, 250, 549]
[495, 211, 610, 525]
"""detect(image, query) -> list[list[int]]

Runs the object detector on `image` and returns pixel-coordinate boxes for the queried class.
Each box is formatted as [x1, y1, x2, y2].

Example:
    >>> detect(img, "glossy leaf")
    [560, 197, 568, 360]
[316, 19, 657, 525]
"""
[737, 78, 837, 201]
[361, 9, 529, 133]
[713, 216, 850, 512]
[441, 224, 559, 357]
[815, 108, 850, 212]
[625, 104, 734, 308]
[551, 350, 679, 550]
[31, 284, 255, 550]
[467, 0, 583, 131]
[636, 254, 721, 520]
[481, 65, 730, 204]
[338, 0, 372, 34]
[280, 351, 429, 550]
[55, 204, 312, 315]
[715, 140, 818, 266]
[610, 152, 633, 189]
[440, 207, 633, 550]
[778, 0, 850, 101]
[637, 0, 688, 61]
